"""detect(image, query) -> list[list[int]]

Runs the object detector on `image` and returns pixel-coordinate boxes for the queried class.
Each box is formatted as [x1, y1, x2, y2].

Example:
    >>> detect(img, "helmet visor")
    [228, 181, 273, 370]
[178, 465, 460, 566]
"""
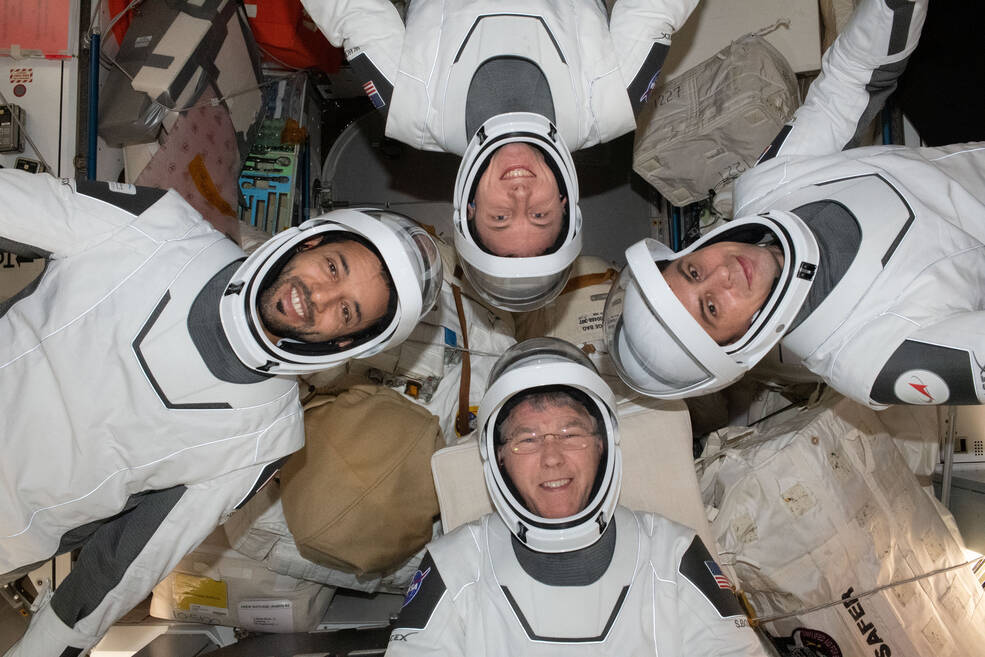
[478, 337, 621, 552]
[603, 263, 715, 396]
[365, 210, 443, 313]
[463, 263, 569, 312]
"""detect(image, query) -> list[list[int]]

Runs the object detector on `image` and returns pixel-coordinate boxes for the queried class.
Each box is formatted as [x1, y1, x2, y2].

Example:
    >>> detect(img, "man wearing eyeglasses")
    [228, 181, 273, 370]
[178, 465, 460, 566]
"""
[387, 338, 765, 656]
[494, 389, 603, 521]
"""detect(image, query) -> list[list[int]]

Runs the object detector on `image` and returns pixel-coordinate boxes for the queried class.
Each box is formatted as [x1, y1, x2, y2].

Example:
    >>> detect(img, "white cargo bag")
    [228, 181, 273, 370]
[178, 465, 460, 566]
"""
[698, 393, 985, 656]
[150, 527, 334, 633]
[633, 34, 799, 207]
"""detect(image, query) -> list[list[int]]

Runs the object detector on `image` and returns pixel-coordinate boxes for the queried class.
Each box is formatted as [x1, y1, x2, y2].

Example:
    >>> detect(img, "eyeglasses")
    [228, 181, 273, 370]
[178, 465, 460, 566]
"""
[504, 430, 598, 454]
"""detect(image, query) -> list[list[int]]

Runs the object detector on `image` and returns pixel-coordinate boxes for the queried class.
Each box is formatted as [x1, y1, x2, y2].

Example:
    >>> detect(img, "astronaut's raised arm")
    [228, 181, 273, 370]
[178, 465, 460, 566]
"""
[758, 0, 927, 162]
[301, 0, 404, 110]
[609, 0, 700, 116]
[0, 170, 165, 259]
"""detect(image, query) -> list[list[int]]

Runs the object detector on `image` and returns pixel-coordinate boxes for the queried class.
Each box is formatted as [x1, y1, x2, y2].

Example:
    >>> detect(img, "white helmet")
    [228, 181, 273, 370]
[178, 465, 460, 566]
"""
[602, 213, 819, 398]
[453, 112, 582, 312]
[220, 209, 442, 374]
[478, 337, 620, 553]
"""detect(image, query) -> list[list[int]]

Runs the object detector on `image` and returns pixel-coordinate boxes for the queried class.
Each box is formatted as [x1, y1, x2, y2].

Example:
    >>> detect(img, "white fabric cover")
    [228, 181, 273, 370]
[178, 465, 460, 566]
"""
[150, 528, 334, 633]
[698, 392, 985, 656]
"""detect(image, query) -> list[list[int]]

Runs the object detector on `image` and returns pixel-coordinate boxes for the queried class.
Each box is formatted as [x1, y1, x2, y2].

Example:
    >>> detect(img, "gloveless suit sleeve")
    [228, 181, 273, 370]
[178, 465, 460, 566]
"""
[3, 463, 281, 657]
[676, 535, 767, 657]
[300, 0, 403, 110]
[758, 0, 927, 161]
[609, 0, 700, 116]
[0, 170, 165, 259]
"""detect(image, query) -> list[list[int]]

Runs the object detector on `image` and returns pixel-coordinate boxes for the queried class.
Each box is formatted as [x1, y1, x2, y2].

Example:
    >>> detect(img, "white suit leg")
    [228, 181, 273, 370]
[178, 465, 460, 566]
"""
[4, 464, 281, 657]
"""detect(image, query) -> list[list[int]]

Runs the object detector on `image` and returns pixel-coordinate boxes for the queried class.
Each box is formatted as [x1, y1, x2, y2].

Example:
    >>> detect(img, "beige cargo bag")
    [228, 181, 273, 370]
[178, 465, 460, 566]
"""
[280, 384, 444, 576]
[698, 392, 985, 656]
[633, 34, 799, 208]
[224, 479, 435, 594]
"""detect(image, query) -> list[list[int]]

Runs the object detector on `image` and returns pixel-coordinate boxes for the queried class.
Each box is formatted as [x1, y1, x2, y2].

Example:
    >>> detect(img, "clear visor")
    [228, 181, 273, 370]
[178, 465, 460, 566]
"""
[254, 226, 395, 359]
[602, 265, 714, 396]
[462, 262, 570, 312]
[489, 337, 599, 382]
[367, 210, 443, 312]
[487, 383, 614, 524]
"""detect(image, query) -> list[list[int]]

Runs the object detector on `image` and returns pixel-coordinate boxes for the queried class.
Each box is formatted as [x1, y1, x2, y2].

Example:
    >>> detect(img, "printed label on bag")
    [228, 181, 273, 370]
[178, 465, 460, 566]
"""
[172, 572, 229, 617]
[238, 599, 293, 632]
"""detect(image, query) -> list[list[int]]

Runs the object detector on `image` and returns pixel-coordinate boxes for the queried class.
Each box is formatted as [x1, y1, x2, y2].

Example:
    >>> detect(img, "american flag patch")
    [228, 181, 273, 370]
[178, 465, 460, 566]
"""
[705, 560, 732, 590]
[363, 80, 386, 109]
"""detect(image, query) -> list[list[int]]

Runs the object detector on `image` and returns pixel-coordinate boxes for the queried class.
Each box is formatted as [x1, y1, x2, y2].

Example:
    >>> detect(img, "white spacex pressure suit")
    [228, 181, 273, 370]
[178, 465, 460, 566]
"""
[735, 0, 985, 407]
[0, 171, 303, 656]
[386, 506, 764, 656]
[301, 0, 699, 154]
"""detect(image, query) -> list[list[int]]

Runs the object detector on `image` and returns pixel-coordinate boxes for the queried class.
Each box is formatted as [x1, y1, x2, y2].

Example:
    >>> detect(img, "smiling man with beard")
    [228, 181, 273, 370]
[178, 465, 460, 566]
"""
[0, 170, 441, 657]
[257, 233, 393, 348]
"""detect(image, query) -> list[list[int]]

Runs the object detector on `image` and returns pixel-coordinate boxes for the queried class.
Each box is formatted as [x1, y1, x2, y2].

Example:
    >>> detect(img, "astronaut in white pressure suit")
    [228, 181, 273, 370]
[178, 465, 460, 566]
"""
[385, 338, 765, 656]
[302, 0, 698, 311]
[605, 0, 985, 409]
[0, 170, 441, 656]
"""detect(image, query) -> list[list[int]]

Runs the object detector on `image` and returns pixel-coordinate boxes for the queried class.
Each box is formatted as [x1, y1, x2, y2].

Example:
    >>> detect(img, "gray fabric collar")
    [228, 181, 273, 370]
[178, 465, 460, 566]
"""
[511, 515, 617, 586]
[188, 260, 271, 383]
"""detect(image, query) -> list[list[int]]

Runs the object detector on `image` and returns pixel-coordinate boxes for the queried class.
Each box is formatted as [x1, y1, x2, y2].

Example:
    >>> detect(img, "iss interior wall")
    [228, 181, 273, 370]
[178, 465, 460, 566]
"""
[0, 57, 79, 177]
[0, 0, 124, 180]
[660, 0, 821, 79]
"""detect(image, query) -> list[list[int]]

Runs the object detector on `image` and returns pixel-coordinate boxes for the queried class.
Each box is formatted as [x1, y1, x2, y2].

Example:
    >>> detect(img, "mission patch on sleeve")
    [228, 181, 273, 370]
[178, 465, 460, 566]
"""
[679, 536, 746, 618]
[392, 552, 446, 630]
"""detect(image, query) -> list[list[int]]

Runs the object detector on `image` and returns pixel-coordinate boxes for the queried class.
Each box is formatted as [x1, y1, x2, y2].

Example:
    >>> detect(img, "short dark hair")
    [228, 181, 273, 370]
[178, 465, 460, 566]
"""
[494, 387, 600, 446]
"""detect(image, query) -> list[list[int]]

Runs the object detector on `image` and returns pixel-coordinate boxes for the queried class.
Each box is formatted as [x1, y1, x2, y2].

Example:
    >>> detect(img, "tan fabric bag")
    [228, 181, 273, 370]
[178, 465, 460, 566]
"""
[280, 382, 443, 575]
[633, 34, 799, 207]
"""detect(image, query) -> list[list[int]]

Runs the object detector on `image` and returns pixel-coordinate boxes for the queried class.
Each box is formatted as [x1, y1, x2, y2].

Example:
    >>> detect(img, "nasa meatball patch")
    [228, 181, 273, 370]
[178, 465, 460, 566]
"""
[392, 552, 445, 630]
